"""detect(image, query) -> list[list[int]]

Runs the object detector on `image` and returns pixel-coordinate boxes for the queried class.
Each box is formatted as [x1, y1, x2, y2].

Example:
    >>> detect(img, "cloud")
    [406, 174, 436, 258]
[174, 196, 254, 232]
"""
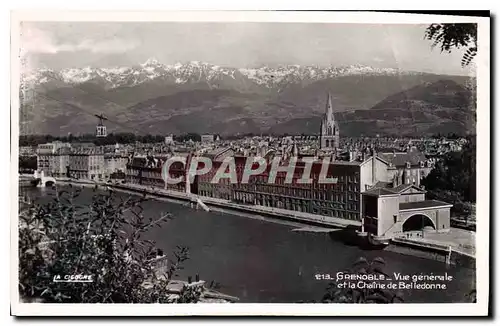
[373, 57, 385, 63]
[20, 26, 59, 54]
[20, 25, 138, 55]
[58, 38, 139, 53]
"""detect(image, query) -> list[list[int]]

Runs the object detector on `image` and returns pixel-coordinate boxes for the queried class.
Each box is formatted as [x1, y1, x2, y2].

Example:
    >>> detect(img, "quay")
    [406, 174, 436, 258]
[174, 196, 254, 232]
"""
[62, 178, 361, 229]
[27, 177, 476, 264]
[389, 230, 476, 267]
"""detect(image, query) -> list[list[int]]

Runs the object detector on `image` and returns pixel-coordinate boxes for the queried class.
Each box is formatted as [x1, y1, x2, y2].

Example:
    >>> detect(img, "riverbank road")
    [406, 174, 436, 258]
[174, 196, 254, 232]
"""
[134, 183, 361, 229]
[413, 228, 476, 257]
[57, 180, 361, 229]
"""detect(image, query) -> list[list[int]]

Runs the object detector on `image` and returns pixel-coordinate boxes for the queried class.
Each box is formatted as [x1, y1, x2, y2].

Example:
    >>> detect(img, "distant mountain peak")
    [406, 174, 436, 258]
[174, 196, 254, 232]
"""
[20, 62, 475, 138]
[22, 60, 425, 91]
[141, 58, 162, 66]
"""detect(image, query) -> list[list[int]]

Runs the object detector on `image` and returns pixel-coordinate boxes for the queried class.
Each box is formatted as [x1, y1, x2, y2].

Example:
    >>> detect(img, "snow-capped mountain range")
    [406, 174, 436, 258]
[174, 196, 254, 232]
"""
[22, 58, 418, 91]
[19, 57, 475, 138]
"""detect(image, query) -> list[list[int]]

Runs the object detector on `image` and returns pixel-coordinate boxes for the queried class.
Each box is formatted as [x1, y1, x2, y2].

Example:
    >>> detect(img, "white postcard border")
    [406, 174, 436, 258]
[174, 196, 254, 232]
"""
[10, 10, 490, 316]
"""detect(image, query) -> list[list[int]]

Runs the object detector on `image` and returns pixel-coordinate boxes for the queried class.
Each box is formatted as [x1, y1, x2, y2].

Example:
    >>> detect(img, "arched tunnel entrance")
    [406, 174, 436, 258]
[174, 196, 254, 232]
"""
[402, 214, 435, 232]
[45, 180, 55, 187]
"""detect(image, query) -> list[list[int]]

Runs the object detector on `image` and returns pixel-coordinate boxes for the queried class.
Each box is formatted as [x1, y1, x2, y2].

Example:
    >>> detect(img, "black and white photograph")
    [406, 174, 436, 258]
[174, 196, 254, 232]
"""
[10, 11, 490, 316]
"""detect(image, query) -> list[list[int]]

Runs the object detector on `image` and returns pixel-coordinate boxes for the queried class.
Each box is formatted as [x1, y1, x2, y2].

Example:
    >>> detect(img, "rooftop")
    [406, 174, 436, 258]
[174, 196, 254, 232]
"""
[378, 150, 426, 167]
[391, 183, 426, 194]
[363, 188, 398, 196]
[399, 200, 453, 211]
[362, 183, 426, 196]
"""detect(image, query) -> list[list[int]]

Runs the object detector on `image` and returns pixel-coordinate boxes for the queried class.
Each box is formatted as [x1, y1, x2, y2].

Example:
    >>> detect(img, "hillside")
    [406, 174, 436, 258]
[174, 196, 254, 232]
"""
[269, 80, 476, 137]
[19, 61, 476, 136]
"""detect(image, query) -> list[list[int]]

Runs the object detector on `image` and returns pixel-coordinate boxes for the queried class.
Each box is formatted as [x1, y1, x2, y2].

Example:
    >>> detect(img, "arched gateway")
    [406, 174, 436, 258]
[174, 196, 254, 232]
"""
[402, 214, 436, 232]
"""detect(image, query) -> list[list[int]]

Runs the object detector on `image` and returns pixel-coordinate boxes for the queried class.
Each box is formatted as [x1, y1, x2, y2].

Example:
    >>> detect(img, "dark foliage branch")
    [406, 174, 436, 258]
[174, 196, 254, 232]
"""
[421, 137, 476, 216]
[18, 186, 203, 303]
[425, 23, 478, 67]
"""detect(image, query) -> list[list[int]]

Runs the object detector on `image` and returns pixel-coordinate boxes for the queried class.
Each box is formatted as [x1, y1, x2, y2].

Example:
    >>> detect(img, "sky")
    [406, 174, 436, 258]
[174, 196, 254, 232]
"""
[19, 22, 474, 75]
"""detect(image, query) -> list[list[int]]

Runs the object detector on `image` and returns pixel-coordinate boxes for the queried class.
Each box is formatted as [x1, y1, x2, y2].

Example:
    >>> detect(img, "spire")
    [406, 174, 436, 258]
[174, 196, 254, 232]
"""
[326, 92, 334, 121]
[292, 141, 298, 157]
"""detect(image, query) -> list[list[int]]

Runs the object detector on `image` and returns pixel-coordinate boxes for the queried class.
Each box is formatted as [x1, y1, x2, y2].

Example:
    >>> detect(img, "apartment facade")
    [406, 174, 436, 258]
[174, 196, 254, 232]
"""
[69, 147, 105, 180]
[36, 141, 71, 175]
[377, 148, 435, 187]
[196, 154, 391, 222]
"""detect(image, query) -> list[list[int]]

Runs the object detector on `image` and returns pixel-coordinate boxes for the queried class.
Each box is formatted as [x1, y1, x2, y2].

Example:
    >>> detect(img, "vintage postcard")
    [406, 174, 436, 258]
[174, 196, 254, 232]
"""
[11, 11, 490, 316]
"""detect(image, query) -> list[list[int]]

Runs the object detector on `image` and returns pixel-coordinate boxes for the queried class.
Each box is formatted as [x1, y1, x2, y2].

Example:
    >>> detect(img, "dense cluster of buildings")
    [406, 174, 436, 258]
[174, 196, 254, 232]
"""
[24, 93, 466, 240]
[34, 141, 128, 181]
[122, 94, 454, 239]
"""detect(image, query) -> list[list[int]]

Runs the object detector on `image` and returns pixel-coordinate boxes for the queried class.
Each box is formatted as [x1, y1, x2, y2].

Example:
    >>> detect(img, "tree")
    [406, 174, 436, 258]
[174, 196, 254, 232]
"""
[18, 186, 204, 303]
[175, 133, 201, 142]
[19, 156, 37, 172]
[466, 289, 477, 303]
[321, 257, 404, 304]
[422, 137, 476, 220]
[422, 137, 476, 203]
[425, 23, 477, 67]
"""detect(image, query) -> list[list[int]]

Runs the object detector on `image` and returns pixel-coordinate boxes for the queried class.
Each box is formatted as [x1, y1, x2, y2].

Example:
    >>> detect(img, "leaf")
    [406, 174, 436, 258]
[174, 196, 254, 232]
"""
[24, 249, 35, 256]
[366, 293, 389, 304]
[352, 257, 368, 267]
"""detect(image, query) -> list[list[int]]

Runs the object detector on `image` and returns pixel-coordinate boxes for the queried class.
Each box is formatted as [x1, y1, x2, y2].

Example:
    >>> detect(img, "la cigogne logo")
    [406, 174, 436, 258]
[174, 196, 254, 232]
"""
[52, 274, 94, 283]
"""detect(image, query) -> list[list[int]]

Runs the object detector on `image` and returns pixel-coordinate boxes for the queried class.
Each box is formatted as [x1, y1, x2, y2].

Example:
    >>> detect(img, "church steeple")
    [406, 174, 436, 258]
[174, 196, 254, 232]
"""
[319, 92, 340, 151]
[326, 92, 334, 122]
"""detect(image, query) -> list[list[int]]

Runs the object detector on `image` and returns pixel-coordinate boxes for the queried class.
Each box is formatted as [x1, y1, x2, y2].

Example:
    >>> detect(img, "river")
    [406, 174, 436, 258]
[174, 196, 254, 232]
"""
[20, 185, 476, 303]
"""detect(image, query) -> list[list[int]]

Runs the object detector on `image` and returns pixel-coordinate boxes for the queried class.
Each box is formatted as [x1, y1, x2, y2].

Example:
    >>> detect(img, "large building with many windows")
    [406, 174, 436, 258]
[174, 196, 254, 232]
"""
[125, 153, 190, 193]
[377, 147, 435, 187]
[69, 147, 105, 180]
[192, 151, 391, 222]
[125, 156, 164, 188]
[104, 153, 128, 179]
[248, 157, 390, 221]
[36, 141, 71, 175]
[36, 142, 128, 180]
[49, 147, 71, 178]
